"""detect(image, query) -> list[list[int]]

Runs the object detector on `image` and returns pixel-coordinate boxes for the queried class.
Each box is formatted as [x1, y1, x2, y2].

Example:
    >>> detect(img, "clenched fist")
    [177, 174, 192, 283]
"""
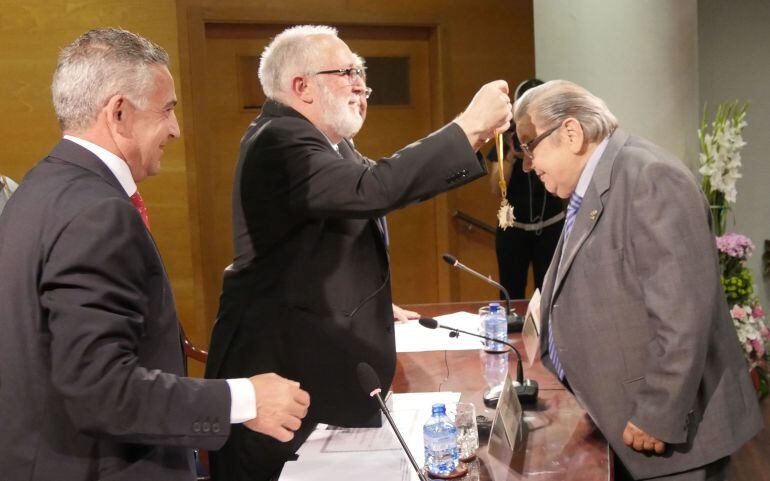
[455, 80, 513, 150]
[243, 373, 310, 442]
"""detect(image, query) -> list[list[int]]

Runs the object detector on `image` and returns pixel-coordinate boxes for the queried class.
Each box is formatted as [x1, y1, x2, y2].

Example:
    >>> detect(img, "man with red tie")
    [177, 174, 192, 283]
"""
[0, 28, 309, 481]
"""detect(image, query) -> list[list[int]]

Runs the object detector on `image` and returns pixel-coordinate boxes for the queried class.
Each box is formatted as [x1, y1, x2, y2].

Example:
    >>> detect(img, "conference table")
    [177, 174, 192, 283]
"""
[398, 300, 611, 481]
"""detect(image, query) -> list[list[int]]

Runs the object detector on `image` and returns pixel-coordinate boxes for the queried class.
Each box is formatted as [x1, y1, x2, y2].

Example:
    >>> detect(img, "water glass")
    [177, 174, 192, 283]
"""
[450, 402, 479, 461]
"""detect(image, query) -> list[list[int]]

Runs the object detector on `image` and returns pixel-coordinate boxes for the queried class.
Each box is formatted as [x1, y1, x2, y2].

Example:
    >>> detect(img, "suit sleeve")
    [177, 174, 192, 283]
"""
[253, 120, 485, 219]
[627, 159, 718, 444]
[40, 197, 231, 450]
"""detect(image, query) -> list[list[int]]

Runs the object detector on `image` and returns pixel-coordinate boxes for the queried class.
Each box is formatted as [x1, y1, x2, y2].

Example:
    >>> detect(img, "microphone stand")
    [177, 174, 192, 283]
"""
[442, 254, 523, 332]
[357, 363, 430, 481]
[420, 319, 538, 406]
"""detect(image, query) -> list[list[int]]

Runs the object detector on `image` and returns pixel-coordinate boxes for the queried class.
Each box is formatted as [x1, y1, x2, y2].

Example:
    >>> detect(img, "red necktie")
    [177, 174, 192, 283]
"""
[129, 191, 151, 231]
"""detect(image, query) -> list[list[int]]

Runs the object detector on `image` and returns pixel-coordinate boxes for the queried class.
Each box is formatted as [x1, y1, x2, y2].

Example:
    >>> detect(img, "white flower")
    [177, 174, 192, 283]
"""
[698, 103, 749, 205]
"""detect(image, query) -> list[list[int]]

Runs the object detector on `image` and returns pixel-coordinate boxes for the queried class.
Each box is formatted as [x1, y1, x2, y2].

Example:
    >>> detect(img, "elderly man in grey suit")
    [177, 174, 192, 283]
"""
[514, 80, 761, 481]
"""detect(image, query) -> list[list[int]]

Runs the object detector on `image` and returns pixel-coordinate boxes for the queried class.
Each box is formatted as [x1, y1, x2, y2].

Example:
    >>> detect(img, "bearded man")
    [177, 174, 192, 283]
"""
[204, 24, 512, 481]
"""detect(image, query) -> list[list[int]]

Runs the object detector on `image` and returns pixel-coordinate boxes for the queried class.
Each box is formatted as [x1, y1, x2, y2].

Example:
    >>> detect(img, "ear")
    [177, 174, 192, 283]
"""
[292, 75, 314, 104]
[104, 94, 133, 137]
[563, 117, 585, 154]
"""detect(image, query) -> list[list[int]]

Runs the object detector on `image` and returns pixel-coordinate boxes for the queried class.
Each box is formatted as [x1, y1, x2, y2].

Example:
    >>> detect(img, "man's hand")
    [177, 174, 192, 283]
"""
[622, 421, 666, 454]
[393, 303, 420, 323]
[243, 373, 310, 442]
[455, 80, 513, 150]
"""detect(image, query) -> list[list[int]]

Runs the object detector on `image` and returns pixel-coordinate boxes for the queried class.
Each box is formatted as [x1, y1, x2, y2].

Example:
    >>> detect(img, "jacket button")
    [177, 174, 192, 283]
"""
[193, 421, 201, 433]
[212, 422, 221, 433]
[202, 422, 211, 433]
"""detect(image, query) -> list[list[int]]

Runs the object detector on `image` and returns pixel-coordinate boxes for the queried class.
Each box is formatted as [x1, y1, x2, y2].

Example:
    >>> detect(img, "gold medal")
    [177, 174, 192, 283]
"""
[495, 133, 515, 229]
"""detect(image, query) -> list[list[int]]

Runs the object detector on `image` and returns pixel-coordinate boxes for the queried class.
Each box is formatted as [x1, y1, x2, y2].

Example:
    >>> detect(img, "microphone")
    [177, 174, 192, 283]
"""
[442, 253, 523, 332]
[418, 318, 538, 406]
[357, 362, 430, 481]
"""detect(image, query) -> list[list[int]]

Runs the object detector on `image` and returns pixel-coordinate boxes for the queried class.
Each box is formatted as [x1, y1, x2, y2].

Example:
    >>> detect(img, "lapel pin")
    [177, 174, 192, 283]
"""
[589, 210, 598, 220]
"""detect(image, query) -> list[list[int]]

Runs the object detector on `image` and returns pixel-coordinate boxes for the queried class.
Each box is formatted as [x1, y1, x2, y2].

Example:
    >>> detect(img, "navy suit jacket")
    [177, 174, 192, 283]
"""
[0, 140, 231, 481]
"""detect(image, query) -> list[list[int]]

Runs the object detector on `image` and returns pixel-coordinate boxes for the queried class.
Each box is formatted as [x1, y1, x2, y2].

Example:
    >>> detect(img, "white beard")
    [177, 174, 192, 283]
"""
[318, 83, 364, 139]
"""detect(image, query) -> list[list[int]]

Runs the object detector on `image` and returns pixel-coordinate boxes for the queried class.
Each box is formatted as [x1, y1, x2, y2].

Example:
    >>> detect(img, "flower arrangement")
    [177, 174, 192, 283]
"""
[717, 234, 770, 397]
[698, 101, 748, 236]
[700, 101, 769, 398]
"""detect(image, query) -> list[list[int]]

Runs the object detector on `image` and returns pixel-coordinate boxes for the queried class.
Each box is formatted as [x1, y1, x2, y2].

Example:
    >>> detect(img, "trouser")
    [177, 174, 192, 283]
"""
[210, 420, 318, 481]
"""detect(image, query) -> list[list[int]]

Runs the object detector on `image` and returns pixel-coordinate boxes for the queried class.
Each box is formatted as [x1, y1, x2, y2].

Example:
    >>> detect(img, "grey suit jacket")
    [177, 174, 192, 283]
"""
[0, 140, 232, 481]
[540, 130, 762, 479]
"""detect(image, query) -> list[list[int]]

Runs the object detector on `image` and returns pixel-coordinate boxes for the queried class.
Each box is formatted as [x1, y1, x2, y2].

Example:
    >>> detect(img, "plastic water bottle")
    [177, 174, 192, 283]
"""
[484, 302, 508, 352]
[481, 351, 509, 388]
[423, 403, 459, 476]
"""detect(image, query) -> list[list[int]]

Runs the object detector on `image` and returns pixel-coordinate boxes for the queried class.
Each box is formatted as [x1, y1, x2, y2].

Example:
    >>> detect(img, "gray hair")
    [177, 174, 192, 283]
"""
[52, 28, 170, 132]
[513, 80, 618, 143]
[258, 25, 339, 102]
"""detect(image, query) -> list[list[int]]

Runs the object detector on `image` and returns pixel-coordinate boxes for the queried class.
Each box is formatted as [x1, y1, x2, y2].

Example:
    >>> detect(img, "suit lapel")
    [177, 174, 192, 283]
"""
[550, 130, 629, 301]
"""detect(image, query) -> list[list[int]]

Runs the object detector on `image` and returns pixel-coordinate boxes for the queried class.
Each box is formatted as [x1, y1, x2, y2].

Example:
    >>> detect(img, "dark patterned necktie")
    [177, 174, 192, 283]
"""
[129, 191, 151, 231]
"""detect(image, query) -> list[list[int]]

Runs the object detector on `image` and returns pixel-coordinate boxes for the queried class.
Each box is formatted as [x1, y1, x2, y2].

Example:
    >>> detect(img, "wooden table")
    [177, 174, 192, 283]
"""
[398, 301, 611, 481]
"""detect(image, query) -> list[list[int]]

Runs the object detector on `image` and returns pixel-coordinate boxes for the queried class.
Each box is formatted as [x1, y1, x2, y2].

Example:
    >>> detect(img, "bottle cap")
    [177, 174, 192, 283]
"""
[431, 403, 446, 415]
[489, 302, 500, 313]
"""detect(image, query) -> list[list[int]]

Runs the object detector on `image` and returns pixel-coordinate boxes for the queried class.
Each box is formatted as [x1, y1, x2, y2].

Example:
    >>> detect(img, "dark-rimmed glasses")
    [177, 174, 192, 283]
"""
[520, 125, 560, 159]
[314, 67, 365, 84]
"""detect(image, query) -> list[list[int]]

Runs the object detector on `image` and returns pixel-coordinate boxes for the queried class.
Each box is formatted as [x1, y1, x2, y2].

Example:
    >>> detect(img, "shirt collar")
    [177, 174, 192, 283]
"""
[63, 135, 137, 196]
[574, 134, 611, 198]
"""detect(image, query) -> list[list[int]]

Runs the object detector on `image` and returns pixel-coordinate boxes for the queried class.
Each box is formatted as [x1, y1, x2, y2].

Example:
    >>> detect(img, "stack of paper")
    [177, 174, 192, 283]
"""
[395, 311, 485, 352]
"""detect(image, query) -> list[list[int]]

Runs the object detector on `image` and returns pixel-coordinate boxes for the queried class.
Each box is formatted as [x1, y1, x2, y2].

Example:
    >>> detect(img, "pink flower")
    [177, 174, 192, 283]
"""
[752, 305, 765, 318]
[760, 325, 770, 339]
[750, 338, 765, 357]
[716, 233, 755, 259]
[731, 305, 748, 320]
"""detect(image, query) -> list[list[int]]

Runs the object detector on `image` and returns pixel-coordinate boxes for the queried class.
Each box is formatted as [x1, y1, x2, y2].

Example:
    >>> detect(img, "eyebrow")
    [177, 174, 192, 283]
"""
[164, 99, 178, 109]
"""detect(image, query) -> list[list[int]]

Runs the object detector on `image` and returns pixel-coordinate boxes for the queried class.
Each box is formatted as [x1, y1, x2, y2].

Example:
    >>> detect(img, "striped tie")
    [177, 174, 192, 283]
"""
[548, 192, 582, 379]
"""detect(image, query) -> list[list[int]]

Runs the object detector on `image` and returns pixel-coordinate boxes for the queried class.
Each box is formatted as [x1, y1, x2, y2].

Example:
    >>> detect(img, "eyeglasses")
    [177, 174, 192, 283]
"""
[314, 67, 366, 84]
[363, 87, 373, 99]
[519, 125, 560, 159]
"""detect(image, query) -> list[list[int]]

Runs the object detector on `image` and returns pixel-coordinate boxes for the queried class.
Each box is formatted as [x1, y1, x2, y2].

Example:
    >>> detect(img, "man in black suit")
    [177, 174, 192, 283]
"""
[0, 28, 309, 481]
[204, 24, 512, 481]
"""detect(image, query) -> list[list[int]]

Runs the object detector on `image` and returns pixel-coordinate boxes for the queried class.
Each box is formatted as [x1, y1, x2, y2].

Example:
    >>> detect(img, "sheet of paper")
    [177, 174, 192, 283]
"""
[395, 311, 485, 352]
[279, 392, 462, 481]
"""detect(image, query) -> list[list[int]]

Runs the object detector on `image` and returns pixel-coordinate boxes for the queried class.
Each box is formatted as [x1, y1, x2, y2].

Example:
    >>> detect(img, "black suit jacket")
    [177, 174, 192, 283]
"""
[205, 100, 485, 428]
[0, 140, 231, 481]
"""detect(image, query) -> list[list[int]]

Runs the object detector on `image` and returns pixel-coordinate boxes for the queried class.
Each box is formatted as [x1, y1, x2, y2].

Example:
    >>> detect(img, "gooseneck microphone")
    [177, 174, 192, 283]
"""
[442, 253, 523, 332]
[357, 362, 429, 481]
[418, 318, 538, 405]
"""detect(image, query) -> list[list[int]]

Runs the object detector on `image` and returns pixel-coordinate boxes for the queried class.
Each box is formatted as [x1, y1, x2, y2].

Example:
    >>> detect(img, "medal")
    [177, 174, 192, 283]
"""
[495, 132, 515, 229]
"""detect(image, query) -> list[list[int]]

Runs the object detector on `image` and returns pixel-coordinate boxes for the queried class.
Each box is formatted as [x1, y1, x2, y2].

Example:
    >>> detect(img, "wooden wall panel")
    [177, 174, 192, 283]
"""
[0, 1, 535, 373]
[0, 0, 200, 363]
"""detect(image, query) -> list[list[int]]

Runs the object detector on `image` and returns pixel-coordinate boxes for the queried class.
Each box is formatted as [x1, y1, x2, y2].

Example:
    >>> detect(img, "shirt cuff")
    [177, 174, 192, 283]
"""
[226, 378, 257, 424]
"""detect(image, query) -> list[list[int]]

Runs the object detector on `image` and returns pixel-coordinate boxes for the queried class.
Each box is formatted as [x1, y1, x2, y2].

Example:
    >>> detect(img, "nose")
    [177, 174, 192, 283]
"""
[169, 111, 180, 139]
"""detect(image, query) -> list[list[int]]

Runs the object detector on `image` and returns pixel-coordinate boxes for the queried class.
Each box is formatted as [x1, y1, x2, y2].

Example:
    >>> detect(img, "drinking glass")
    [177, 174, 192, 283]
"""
[450, 402, 479, 461]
